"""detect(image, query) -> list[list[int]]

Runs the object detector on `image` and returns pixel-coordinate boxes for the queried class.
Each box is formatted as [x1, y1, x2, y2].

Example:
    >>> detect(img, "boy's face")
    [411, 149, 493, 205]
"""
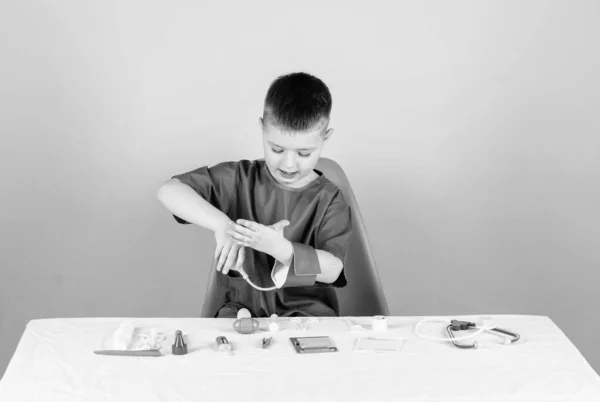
[259, 117, 333, 188]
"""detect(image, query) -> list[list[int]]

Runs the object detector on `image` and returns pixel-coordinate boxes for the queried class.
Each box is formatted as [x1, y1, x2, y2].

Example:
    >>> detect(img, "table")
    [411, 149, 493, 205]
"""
[1, 315, 599, 401]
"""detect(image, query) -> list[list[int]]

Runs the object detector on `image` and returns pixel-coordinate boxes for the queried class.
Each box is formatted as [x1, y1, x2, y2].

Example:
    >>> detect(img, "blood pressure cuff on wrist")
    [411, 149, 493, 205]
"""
[274, 242, 322, 288]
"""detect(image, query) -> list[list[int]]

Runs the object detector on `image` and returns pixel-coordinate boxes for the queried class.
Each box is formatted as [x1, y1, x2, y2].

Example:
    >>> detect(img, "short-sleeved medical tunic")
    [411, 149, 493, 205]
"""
[171, 159, 352, 317]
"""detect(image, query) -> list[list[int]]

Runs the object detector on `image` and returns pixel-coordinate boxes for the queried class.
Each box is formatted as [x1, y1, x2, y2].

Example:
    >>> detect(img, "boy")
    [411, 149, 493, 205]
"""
[157, 72, 352, 318]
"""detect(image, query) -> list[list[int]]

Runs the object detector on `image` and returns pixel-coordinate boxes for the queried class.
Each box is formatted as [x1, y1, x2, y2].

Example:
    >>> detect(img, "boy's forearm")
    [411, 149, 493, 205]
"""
[157, 179, 230, 232]
[272, 239, 294, 266]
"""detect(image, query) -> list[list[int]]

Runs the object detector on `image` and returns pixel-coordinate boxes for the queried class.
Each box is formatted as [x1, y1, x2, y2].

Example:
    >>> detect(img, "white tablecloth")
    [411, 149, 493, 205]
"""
[1, 315, 599, 401]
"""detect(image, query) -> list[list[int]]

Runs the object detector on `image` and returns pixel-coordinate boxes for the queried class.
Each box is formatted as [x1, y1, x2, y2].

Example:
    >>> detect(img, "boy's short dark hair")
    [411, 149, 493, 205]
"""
[263, 72, 332, 132]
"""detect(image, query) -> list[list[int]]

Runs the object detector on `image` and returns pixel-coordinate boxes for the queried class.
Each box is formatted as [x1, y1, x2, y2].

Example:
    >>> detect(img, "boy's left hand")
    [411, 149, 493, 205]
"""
[228, 219, 290, 262]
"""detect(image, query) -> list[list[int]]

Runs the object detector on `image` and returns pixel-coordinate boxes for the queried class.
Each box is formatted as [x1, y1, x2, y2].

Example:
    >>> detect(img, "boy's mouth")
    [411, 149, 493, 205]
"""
[278, 169, 298, 179]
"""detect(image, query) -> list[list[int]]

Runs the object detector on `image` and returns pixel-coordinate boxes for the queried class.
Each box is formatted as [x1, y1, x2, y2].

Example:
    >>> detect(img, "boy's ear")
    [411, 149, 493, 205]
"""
[323, 128, 334, 143]
[258, 117, 264, 130]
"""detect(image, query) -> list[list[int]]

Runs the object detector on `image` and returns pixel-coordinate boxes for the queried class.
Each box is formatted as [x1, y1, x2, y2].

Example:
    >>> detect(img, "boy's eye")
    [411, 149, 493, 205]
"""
[271, 147, 310, 157]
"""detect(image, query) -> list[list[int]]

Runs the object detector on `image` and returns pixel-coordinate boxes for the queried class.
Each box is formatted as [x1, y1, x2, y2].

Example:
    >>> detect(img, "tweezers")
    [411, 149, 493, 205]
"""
[93, 349, 162, 356]
[262, 337, 273, 349]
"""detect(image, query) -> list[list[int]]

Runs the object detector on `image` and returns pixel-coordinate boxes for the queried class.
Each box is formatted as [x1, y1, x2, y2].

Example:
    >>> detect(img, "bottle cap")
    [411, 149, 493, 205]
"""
[269, 314, 279, 332]
[172, 330, 187, 355]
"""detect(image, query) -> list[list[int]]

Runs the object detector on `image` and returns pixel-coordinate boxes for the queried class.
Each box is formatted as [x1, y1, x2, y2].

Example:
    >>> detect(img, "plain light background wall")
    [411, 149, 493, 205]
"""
[1, 0, 599, 378]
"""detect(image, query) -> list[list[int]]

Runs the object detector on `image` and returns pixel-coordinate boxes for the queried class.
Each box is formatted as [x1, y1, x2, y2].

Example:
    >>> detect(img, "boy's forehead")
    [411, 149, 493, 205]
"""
[263, 125, 324, 149]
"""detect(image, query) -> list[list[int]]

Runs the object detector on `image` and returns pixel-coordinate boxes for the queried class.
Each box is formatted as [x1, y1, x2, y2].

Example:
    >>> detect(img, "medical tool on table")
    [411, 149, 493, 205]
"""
[268, 314, 280, 332]
[446, 319, 520, 349]
[262, 337, 273, 349]
[94, 349, 162, 357]
[112, 321, 135, 350]
[237, 308, 252, 319]
[232, 309, 279, 333]
[172, 330, 188, 355]
[414, 317, 520, 349]
[290, 317, 319, 331]
[345, 316, 392, 332]
[216, 336, 232, 353]
[371, 315, 388, 331]
[353, 337, 402, 352]
[98, 322, 166, 356]
[233, 317, 260, 334]
[290, 336, 338, 354]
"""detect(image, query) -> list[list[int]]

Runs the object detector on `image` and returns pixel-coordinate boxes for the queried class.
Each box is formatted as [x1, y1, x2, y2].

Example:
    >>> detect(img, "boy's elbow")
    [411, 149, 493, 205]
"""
[317, 256, 344, 284]
[157, 179, 179, 203]
[330, 260, 344, 283]
[157, 183, 168, 203]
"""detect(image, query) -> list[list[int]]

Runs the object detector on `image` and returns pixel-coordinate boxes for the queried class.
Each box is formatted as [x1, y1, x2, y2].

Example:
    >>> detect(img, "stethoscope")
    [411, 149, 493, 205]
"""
[414, 317, 520, 349]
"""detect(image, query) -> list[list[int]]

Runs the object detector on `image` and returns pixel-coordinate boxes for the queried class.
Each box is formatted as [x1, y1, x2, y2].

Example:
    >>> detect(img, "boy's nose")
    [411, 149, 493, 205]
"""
[283, 153, 296, 169]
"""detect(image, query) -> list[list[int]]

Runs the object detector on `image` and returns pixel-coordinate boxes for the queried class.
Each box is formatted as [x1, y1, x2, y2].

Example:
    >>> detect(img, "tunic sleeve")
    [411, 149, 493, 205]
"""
[170, 161, 238, 224]
[315, 190, 353, 287]
[273, 190, 353, 288]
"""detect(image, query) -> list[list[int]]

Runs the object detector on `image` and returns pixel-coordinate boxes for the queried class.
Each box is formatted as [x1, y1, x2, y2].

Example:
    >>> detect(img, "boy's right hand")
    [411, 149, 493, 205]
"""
[214, 223, 245, 275]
